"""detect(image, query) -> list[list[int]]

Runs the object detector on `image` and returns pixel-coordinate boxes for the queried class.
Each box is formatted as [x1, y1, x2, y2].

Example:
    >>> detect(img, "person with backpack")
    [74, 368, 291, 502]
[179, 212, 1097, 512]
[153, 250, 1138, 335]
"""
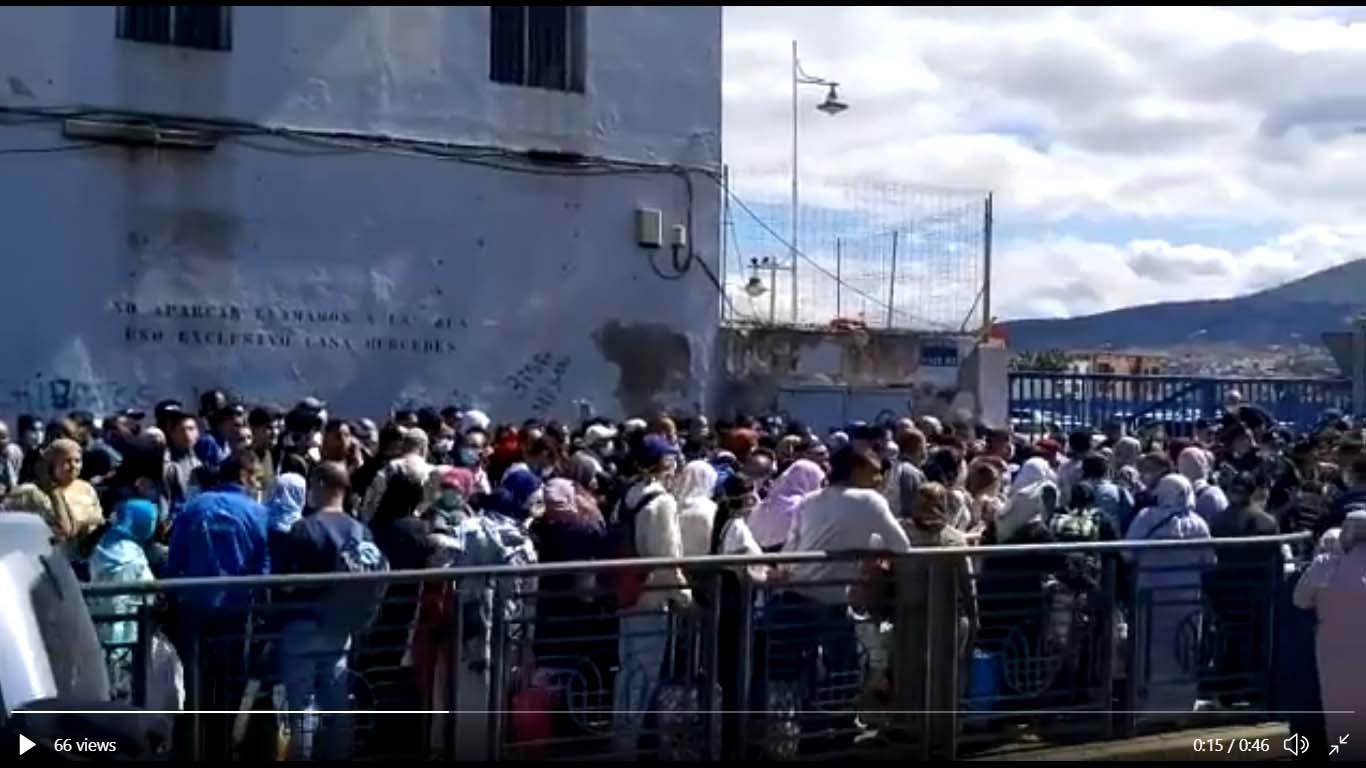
[1079, 452, 1134, 534]
[610, 434, 692, 757]
[275, 462, 387, 760]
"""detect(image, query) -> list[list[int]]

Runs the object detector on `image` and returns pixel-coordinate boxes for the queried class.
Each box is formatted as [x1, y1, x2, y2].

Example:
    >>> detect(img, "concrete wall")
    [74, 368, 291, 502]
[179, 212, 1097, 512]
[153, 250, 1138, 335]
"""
[716, 326, 983, 425]
[0, 7, 723, 420]
[2, 6, 722, 162]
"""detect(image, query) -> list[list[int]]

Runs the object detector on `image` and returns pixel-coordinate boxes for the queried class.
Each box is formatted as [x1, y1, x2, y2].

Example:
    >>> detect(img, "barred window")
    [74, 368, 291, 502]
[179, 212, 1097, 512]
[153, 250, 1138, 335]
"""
[117, 6, 232, 51]
[490, 6, 585, 93]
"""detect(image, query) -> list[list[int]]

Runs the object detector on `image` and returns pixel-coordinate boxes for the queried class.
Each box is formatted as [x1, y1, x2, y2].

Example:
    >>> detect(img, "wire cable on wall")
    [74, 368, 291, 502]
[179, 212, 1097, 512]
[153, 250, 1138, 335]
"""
[0, 103, 740, 316]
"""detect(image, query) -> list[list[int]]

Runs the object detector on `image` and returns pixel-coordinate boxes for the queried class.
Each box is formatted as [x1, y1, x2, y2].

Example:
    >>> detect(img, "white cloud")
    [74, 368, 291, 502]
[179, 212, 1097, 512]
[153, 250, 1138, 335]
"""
[723, 7, 1366, 319]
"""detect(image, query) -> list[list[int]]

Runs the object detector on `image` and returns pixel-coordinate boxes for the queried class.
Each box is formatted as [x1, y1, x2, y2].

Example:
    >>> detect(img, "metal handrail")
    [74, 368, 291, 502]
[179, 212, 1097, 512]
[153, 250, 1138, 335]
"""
[79, 532, 1311, 595]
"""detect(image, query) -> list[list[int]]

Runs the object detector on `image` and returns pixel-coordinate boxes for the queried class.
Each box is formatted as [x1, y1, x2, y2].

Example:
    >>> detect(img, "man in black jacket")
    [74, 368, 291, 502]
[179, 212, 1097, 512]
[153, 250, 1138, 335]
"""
[1205, 472, 1280, 707]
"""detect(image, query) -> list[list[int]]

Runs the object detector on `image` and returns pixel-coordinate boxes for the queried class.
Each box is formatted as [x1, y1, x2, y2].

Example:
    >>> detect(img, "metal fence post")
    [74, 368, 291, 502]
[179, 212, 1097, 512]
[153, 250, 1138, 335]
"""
[132, 602, 153, 708]
[188, 631, 202, 762]
[734, 577, 756, 761]
[926, 559, 959, 761]
[1121, 572, 1142, 739]
[445, 577, 464, 761]
[886, 230, 899, 329]
[486, 576, 507, 762]
[835, 237, 843, 319]
[703, 572, 723, 760]
[891, 555, 929, 759]
[1097, 555, 1118, 740]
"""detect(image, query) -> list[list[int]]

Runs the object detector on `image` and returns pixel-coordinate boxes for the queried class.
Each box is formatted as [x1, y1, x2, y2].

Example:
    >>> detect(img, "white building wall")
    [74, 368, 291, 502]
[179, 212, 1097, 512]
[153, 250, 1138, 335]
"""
[0, 6, 722, 419]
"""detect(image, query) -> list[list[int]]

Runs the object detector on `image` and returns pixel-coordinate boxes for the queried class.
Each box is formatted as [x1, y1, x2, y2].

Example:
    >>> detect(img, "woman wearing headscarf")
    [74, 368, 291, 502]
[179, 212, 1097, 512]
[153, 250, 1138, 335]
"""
[89, 499, 159, 701]
[264, 473, 307, 567]
[1124, 474, 1216, 722]
[673, 460, 719, 557]
[40, 438, 104, 550]
[529, 470, 611, 748]
[1178, 446, 1229, 525]
[886, 483, 978, 719]
[531, 471, 608, 646]
[1111, 436, 1144, 496]
[975, 456, 1068, 707]
[486, 465, 544, 522]
[748, 458, 825, 552]
[1293, 510, 1366, 759]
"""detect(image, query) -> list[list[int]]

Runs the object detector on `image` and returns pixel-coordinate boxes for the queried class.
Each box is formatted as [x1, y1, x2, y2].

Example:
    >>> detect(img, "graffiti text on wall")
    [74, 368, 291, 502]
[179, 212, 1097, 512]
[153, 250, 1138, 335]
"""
[505, 352, 574, 415]
[0, 373, 156, 417]
[112, 301, 462, 356]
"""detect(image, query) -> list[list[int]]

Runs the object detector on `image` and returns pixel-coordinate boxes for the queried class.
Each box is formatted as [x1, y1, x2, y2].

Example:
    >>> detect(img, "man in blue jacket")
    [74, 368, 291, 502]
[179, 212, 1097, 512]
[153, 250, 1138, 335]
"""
[166, 449, 269, 751]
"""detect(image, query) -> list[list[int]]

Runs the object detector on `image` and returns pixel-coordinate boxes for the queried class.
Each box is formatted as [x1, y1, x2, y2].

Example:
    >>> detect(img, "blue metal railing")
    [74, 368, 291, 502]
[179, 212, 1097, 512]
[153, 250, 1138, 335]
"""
[1008, 372, 1352, 436]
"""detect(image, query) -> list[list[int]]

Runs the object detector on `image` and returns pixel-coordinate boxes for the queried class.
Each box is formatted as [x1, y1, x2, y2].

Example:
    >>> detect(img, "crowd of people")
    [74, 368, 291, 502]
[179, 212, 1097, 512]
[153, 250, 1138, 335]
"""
[1, 389, 1362, 759]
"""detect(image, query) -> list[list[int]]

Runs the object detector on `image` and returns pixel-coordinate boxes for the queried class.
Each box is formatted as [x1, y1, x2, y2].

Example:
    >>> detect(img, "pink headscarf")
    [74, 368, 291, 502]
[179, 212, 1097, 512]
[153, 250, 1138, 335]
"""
[543, 476, 604, 532]
[749, 459, 826, 548]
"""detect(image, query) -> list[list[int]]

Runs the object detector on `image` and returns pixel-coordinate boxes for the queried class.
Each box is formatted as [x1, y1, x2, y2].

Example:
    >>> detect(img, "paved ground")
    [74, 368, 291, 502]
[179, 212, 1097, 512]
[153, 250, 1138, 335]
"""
[969, 723, 1290, 762]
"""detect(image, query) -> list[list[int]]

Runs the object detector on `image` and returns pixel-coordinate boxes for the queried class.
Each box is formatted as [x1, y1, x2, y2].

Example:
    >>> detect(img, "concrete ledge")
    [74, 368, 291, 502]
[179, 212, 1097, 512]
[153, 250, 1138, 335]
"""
[969, 723, 1289, 762]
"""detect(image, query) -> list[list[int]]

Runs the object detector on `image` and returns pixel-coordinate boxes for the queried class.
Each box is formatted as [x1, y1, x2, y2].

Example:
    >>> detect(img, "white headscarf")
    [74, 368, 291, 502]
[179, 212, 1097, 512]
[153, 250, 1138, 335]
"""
[673, 460, 718, 506]
[1155, 474, 1197, 516]
[674, 459, 719, 557]
[459, 409, 491, 434]
[996, 457, 1060, 543]
[1011, 457, 1056, 493]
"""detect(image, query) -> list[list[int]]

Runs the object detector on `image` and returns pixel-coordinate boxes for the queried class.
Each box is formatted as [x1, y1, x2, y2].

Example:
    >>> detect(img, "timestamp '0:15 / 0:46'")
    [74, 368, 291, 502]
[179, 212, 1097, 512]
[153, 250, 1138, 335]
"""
[1192, 737, 1271, 753]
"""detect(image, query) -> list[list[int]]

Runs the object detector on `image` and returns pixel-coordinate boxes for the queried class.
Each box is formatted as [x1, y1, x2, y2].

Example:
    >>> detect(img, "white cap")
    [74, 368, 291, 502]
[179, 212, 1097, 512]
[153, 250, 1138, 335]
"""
[585, 424, 617, 445]
[624, 418, 648, 433]
[460, 409, 491, 433]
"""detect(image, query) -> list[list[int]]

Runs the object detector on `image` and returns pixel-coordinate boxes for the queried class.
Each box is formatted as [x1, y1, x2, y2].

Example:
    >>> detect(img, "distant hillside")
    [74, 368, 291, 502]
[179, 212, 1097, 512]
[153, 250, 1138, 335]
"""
[1003, 259, 1366, 352]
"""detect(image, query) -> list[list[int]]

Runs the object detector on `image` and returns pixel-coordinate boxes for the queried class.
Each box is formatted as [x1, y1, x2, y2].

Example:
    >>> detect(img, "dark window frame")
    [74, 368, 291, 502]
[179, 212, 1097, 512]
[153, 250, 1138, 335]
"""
[489, 6, 585, 93]
[116, 6, 233, 52]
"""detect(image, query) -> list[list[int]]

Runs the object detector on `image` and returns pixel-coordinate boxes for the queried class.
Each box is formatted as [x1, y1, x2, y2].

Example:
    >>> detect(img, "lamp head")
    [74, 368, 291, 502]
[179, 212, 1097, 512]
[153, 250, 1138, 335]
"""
[817, 84, 848, 115]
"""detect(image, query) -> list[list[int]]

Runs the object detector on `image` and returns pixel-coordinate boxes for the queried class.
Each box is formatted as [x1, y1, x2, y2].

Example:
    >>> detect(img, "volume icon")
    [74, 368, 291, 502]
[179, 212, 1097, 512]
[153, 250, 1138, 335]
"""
[1284, 733, 1310, 757]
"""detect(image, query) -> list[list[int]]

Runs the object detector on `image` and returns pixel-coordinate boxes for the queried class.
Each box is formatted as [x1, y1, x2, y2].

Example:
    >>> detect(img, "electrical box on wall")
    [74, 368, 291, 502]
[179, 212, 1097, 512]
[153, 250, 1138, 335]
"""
[635, 207, 663, 248]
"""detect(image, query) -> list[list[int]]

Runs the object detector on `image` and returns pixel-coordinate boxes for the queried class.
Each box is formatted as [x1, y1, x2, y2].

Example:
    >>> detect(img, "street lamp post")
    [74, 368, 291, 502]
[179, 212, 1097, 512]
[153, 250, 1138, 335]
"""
[789, 39, 848, 325]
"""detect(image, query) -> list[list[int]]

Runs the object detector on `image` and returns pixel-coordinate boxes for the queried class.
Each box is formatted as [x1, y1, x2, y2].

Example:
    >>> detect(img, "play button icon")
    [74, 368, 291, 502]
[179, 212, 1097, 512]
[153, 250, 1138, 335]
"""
[19, 734, 35, 756]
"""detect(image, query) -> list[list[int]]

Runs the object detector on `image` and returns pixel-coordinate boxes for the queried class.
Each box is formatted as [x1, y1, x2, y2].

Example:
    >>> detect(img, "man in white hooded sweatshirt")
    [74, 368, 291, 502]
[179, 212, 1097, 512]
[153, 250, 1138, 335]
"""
[612, 434, 692, 755]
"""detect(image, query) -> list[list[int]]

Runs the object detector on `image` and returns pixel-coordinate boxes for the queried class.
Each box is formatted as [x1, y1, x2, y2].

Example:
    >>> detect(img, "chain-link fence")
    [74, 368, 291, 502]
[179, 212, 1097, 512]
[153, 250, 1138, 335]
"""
[721, 169, 990, 333]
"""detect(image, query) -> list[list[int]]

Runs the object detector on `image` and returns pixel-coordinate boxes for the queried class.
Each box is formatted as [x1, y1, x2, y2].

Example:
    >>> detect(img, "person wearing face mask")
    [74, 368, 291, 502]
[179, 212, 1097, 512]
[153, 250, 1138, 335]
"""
[455, 427, 492, 494]
[709, 472, 768, 756]
[430, 425, 458, 465]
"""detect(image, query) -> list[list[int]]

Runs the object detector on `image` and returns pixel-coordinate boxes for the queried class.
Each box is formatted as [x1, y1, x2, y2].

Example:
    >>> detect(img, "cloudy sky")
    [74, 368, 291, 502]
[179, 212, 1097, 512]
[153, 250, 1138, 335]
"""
[722, 6, 1366, 321]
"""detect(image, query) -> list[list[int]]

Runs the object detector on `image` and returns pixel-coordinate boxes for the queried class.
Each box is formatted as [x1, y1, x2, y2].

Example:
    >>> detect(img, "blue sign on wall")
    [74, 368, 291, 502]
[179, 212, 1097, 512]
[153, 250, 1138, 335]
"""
[920, 344, 960, 368]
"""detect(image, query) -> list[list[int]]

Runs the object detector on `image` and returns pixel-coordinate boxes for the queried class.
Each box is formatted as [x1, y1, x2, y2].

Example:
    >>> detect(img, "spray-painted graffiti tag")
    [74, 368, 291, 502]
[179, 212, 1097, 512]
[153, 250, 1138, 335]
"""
[0, 373, 157, 418]
[505, 352, 574, 415]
